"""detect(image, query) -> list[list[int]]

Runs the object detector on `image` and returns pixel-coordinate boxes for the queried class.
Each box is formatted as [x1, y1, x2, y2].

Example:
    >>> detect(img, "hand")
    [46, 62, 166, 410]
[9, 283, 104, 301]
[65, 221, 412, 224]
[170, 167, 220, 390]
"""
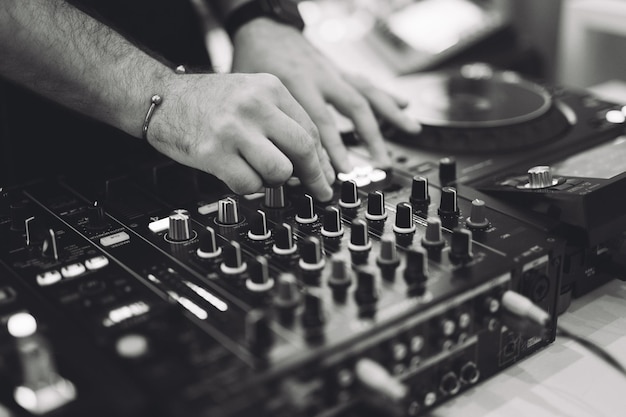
[231, 18, 422, 173]
[148, 72, 335, 201]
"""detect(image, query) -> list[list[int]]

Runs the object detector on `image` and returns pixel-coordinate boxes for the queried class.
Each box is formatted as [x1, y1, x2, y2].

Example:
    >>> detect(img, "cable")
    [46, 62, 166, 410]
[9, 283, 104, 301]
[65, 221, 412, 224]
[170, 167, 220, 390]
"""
[501, 290, 626, 379]
[556, 325, 626, 378]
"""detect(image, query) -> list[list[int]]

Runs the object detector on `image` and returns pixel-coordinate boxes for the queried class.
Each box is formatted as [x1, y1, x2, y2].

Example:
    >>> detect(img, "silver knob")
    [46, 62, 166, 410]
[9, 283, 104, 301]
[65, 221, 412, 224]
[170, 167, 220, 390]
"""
[217, 197, 240, 225]
[168, 209, 192, 241]
[527, 166, 557, 189]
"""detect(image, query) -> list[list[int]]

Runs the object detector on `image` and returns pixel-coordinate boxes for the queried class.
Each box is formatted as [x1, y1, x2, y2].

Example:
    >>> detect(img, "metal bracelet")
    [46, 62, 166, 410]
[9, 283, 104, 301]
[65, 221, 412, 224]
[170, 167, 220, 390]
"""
[141, 94, 162, 140]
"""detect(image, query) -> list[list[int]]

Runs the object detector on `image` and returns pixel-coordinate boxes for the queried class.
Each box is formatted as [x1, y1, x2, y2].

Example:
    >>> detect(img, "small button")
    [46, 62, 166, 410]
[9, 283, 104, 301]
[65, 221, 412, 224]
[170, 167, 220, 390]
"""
[36, 270, 62, 286]
[61, 263, 86, 278]
[85, 255, 110, 270]
[147, 218, 169, 233]
[553, 183, 573, 191]
[116, 334, 149, 359]
[566, 179, 583, 186]
[100, 231, 130, 247]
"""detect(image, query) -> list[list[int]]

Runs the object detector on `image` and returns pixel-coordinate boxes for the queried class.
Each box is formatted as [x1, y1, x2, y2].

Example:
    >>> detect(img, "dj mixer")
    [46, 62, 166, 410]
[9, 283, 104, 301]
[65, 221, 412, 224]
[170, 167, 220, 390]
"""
[0, 65, 624, 417]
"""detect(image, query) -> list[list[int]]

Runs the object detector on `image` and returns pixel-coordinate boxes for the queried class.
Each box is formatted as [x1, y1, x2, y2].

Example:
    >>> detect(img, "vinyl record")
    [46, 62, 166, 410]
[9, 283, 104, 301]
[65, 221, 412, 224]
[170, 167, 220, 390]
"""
[399, 65, 552, 128]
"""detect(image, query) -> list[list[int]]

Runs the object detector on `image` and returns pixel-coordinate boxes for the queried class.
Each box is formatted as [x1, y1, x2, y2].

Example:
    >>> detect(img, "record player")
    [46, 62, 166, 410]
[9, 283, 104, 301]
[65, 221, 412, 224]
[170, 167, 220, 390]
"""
[352, 63, 626, 310]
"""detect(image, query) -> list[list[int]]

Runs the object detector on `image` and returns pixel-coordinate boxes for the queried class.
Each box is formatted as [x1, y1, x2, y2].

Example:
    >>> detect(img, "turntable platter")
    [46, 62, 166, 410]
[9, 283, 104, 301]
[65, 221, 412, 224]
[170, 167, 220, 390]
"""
[386, 65, 573, 152]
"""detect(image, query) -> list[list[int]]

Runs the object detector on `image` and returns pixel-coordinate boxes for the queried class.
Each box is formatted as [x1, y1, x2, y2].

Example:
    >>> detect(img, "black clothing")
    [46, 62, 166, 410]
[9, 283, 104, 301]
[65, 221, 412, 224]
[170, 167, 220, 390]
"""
[0, 0, 212, 186]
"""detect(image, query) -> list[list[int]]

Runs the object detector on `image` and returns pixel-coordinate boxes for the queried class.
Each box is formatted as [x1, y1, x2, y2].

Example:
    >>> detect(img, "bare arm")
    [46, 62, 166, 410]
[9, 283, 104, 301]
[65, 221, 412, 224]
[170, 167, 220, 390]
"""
[0, 0, 173, 138]
[0, 0, 334, 200]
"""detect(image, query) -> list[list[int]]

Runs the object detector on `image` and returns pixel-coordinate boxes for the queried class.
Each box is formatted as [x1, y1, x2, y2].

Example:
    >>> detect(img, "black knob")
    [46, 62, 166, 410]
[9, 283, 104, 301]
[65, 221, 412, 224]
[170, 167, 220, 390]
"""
[365, 191, 387, 221]
[450, 228, 473, 263]
[339, 180, 361, 209]
[299, 236, 325, 275]
[354, 266, 379, 315]
[393, 202, 416, 234]
[376, 234, 400, 281]
[439, 157, 456, 185]
[220, 241, 247, 275]
[41, 229, 59, 261]
[87, 201, 107, 229]
[273, 272, 301, 324]
[404, 246, 428, 296]
[245, 309, 273, 355]
[328, 256, 352, 302]
[302, 292, 325, 332]
[321, 206, 344, 238]
[197, 226, 222, 259]
[421, 217, 445, 256]
[438, 187, 459, 217]
[349, 218, 371, 264]
[466, 199, 490, 230]
[410, 176, 430, 207]
[264, 186, 286, 209]
[295, 194, 318, 225]
[248, 210, 271, 241]
[272, 223, 297, 256]
[246, 256, 274, 293]
[217, 197, 240, 225]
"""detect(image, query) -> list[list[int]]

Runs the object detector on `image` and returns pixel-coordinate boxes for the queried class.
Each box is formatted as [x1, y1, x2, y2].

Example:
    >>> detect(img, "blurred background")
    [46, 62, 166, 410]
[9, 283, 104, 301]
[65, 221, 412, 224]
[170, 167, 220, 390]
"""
[203, 0, 626, 98]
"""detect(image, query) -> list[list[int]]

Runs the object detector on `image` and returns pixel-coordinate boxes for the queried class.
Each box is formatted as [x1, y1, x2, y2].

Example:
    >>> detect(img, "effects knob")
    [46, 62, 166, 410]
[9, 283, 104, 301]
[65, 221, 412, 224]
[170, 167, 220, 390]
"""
[354, 266, 379, 317]
[449, 228, 473, 264]
[349, 218, 372, 264]
[217, 197, 240, 225]
[168, 209, 193, 242]
[328, 256, 352, 302]
[393, 202, 416, 234]
[410, 176, 430, 208]
[339, 180, 361, 211]
[404, 246, 428, 296]
[272, 223, 297, 256]
[295, 194, 319, 225]
[87, 201, 108, 230]
[299, 236, 325, 284]
[421, 217, 445, 258]
[302, 292, 325, 338]
[438, 187, 459, 217]
[321, 206, 344, 238]
[527, 166, 558, 189]
[246, 256, 274, 294]
[264, 185, 286, 209]
[220, 241, 247, 276]
[248, 210, 271, 241]
[365, 191, 388, 222]
[245, 309, 274, 355]
[466, 199, 490, 230]
[197, 226, 222, 259]
[439, 157, 457, 185]
[376, 234, 400, 281]
[273, 273, 301, 324]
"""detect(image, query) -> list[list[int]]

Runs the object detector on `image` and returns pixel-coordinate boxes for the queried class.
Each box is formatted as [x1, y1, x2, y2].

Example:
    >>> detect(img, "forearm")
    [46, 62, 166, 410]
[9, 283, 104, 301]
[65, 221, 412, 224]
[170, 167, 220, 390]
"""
[0, 0, 176, 138]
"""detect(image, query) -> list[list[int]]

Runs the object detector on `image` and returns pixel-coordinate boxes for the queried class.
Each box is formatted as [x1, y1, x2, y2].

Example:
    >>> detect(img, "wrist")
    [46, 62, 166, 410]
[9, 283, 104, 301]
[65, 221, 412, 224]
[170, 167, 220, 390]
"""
[223, 0, 304, 40]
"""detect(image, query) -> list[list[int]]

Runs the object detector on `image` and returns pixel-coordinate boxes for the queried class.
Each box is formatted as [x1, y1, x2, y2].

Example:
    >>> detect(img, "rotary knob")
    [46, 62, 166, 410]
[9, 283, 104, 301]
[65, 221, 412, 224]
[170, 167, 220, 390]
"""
[217, 197, 240, 225]
[527, 166, 558, 189]
[264, 186, 286, 209]
[168, 209, 193, 241]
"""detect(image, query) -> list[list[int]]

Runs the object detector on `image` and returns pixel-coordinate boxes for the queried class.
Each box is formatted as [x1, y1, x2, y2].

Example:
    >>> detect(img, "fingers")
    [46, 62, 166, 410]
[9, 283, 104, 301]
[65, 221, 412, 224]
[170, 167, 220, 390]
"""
[325, 82, 392, 168]
[285, 82, 354, 175]
[263, 110, 334, 202]
[217, 155, 265, 195]
[346, 74, 421, 134]
[239, 134, 293, 186]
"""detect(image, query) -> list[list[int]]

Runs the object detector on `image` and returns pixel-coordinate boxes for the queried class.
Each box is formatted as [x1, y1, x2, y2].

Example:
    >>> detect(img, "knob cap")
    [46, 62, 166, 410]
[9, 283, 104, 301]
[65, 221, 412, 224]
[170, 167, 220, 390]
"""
[197, 226, 222, 259]
[273, 273, 301, 323]
[295, 194, 318, 224]
[302, 292, 325, 331]
[339, 180, 361, 209]
[450, 228, 473, 263]
[248, 210, 271, 240]
[168, 209, 193, 241]
[365, 191, 387, 221]
[321, 206, 344, 238]
[217, 197, 240, 225]
[410, 176, 430, 208]
[87, 201, 107, 229]
[299, 236, 325, 271]
[354, 266, 379, 314]
[376, 234, 400, 281]
[245, 309, 274, 354]
[393, 202, 416, 234]
[264, 186, 286, 208]
[246, 256, 274, 293]
[527, 166, 557, 189]
[438, 187, 459, 217]
[439, 157, 456, 185]
[328, 256, 352, 302]
[220, 241, 247, 275]
[466, 199, 490, 230]
[272, 223, 297, 255]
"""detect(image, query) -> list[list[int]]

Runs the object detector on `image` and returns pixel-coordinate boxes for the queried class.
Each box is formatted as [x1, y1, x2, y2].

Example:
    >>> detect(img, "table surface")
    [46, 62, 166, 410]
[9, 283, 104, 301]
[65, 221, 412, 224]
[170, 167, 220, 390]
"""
[425, 279, 626, 417]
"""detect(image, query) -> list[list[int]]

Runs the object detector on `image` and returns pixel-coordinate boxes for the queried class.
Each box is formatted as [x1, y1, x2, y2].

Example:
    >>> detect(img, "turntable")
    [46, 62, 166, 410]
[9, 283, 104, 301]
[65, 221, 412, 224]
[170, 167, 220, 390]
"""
[373, 63, 626, 304]
[387, 63, 574, 152]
